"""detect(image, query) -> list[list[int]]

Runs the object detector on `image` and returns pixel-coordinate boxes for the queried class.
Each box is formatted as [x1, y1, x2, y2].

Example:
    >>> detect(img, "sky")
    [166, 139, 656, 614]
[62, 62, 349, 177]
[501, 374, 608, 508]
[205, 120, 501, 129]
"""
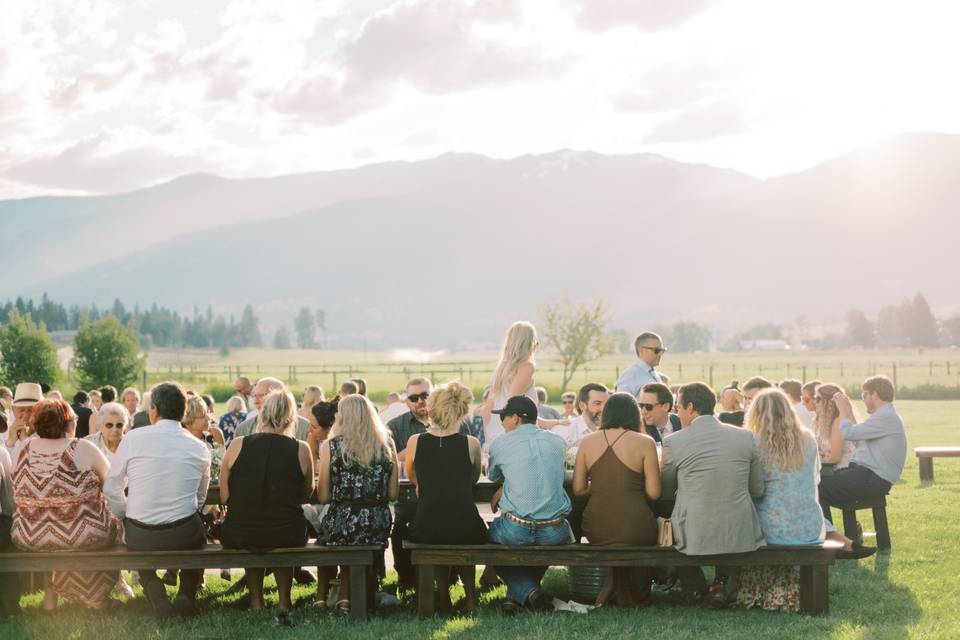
[2, 0, 959, 199]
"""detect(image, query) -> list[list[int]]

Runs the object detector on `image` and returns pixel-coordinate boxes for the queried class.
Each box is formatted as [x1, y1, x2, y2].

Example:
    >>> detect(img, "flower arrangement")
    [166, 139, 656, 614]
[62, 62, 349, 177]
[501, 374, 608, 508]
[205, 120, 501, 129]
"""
[565, 446, 578, 470]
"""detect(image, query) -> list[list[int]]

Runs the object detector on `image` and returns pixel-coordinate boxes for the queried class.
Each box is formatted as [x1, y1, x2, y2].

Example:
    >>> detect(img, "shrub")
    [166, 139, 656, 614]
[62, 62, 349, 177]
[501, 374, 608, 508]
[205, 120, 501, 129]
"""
[72, 316, 143, 390]
[205, 383, 239, 403]
[0, 310, 61, 387]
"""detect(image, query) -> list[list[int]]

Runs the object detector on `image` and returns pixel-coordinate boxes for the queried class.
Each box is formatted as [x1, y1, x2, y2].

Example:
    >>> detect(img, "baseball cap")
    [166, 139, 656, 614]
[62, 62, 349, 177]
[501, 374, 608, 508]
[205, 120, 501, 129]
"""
[491, 395, 538, 423]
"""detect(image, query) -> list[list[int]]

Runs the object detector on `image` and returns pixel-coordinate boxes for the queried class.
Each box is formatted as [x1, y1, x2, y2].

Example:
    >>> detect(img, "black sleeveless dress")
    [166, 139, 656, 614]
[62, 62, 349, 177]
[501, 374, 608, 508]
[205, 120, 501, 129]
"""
[409, 433, 487, 544]
[220, 432, 308, 549]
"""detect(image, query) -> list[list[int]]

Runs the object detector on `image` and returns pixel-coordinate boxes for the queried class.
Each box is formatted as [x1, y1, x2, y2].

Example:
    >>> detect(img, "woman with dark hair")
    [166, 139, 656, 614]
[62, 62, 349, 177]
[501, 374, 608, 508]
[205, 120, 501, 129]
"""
[572, 392, 661, 606]
[11, 399, 123, 610]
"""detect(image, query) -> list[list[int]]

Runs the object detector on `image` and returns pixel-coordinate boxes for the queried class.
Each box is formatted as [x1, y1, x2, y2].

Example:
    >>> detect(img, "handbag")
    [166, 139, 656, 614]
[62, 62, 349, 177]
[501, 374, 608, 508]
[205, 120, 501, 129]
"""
[657, 517, 673, 547]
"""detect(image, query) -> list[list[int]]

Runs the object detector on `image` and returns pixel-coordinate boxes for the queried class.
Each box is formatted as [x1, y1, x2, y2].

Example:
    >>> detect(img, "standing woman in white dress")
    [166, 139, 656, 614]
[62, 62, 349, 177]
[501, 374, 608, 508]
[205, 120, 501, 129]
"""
[481, 321, 565, 450]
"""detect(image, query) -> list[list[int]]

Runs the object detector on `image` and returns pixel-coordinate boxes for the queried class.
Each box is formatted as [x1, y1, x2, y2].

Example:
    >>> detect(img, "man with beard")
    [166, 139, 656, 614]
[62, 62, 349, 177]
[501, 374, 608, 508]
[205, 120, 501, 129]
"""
[550, 383, 608, 448]
[386, 378, 432, 591]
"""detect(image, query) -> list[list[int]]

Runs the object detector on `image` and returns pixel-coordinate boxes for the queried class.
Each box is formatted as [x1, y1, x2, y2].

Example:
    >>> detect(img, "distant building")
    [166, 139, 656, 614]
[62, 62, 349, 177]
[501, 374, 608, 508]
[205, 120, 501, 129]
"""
[739, 339, 791, 351]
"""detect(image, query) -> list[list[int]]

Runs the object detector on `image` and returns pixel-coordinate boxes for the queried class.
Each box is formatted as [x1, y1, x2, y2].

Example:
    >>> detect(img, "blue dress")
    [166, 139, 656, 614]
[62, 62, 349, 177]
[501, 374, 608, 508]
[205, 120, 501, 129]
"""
[755, 436, 826, 545]
[735, 434, 825, 612]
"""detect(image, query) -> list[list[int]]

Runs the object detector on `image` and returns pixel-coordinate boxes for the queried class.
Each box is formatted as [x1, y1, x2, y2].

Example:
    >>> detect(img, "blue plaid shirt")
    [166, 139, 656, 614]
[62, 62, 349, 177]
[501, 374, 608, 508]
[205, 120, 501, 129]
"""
[488, 423, 570, 520]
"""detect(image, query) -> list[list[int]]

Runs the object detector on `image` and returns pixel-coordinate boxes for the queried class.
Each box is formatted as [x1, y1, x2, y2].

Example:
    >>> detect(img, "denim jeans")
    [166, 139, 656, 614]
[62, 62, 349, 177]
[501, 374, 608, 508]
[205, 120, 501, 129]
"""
[488, 515, 573, 604]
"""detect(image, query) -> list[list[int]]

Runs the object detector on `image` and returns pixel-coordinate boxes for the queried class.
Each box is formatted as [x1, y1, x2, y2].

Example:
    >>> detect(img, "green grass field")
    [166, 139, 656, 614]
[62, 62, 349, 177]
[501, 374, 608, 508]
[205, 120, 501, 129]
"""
[2, 400, 958, 639]
[136, 347, 960, 401]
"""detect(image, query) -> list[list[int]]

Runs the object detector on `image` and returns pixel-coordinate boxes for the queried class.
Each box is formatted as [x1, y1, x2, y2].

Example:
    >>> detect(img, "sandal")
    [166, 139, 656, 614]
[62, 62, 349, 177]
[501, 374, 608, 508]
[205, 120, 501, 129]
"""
[335, 599, 350, 615]
[313, 599, 328, 611]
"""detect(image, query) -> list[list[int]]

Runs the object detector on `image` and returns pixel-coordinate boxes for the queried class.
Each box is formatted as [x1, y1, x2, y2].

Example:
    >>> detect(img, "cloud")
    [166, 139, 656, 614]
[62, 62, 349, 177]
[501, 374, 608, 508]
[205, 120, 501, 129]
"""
[610, 60, 737, 114]
[575, 0, 719, 32]
[642, 99, 749, 144]
[4, 131, 216, 193]
[273, 0, 570, 123]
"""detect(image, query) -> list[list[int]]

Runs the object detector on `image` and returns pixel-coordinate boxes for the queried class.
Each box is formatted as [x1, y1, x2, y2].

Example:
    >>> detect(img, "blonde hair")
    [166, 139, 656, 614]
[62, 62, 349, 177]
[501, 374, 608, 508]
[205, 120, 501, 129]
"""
[331, 395, 392, 466]
[721, 387, 743, 411]
[490, 321, 538, 395]
[301, 385, 325, 413]
[121, 387, 141, 404]
[428, 381, 473, 432]
[811, 383, 856, 443]
[182, 396, 209, 425]
[224, 395, 246, 414]
[745, 388, 810, 472]
[257, 390, 297, 437]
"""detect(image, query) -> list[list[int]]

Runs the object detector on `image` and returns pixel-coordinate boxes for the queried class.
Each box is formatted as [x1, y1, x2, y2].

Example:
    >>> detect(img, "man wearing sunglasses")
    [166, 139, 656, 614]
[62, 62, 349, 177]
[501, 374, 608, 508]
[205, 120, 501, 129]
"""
[616, 332, 666, 399]
[387, 377, 433, 591]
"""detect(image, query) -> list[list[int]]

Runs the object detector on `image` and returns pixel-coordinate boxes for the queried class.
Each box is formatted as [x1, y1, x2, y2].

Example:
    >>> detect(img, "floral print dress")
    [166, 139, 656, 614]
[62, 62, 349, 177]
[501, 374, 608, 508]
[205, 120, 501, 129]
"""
[316, 436, 393, 546]
[734, 437, 825, 612]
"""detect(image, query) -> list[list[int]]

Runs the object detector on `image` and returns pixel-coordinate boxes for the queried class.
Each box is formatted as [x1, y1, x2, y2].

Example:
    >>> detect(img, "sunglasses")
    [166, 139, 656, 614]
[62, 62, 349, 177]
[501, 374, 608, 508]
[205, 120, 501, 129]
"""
[638, 403, 661, 411]
[640, 346, 667, 355]
[407, 392, 430, 403]
[562, 400, 574, 404]
[102, 422, 125, 429]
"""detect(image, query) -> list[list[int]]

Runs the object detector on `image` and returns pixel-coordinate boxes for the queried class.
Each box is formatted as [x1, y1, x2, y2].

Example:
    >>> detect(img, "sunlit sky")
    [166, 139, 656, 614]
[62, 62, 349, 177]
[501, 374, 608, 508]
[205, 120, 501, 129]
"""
[2, 0, 959, 199]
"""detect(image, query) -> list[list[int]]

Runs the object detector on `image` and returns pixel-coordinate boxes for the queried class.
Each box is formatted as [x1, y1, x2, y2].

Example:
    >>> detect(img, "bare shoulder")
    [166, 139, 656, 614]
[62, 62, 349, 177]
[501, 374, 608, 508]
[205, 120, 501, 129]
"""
[516, 361, 535, 376]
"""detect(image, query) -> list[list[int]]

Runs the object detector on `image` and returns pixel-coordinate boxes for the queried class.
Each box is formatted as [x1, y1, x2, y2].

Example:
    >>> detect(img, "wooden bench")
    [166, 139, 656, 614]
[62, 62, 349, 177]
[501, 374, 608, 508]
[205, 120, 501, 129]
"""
[407, 542, 840, 616]
[0, 544, 380, 620]
[915, 446, 960, 482]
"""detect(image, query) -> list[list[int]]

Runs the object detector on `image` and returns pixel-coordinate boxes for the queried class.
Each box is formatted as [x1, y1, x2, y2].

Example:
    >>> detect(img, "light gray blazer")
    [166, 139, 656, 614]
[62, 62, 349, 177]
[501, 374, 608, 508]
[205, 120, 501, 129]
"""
[233, 414, 310, 441]
[660, 414, 765, 555]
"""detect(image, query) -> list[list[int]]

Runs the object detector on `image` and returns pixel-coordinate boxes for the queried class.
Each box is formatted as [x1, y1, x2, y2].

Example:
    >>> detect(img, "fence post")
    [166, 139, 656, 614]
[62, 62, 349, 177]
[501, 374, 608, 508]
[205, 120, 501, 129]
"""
[332, 372, 337, 389]
[929, 361, 934, 377]
[709, 365, 714, 388]
[759, 364, 763, 376]
[678, 363, 683, 379]
[802, 366, 807, 383]
[143, 370, 147, 390]
[948, 361, 952, 376]
[892, 363, 897, 390]
[839, 362, 843, 377]
[787, 363, 791, 377]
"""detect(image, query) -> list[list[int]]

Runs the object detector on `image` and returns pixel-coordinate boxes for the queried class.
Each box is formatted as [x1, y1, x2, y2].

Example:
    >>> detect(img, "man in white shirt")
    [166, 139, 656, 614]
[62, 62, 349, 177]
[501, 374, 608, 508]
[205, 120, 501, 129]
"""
[779, 379, 814, 429]
[379, 392, 409, 424]
[105, 381, 211, 618]
[616, 332, 666, 398]
[551, 383, 608, 448]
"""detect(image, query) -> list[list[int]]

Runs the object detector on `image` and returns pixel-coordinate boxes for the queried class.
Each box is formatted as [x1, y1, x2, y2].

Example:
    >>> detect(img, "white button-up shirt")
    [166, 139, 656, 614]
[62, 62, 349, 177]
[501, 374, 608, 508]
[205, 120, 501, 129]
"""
[550, 415, 594, 448]
[104, 419, 211, 525]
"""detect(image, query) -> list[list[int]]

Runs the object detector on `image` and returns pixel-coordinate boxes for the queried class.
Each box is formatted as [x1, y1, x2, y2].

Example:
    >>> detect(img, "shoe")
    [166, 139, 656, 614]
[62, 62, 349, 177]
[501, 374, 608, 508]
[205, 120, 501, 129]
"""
[335, 599, 350, 615]
[144, 581, 174, 617]
[836, 543, 878, 560]
[500, 600, 522, 616]
[293, 568, 316, 585]
[161, 571, 178, 587]
[275, 611, 296, 628]
[171, 594, 199, 617]
[524, 589, 553, 613]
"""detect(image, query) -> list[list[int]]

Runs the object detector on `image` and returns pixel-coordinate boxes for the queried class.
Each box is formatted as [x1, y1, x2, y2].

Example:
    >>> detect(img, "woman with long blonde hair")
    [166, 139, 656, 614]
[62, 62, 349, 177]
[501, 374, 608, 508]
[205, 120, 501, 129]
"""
[735, 389, 825, 612]
[315, 395, 399, 614]
[481, 321, 564, 447]
[810, 383, 855, 469]
[298, 385, 325, 423]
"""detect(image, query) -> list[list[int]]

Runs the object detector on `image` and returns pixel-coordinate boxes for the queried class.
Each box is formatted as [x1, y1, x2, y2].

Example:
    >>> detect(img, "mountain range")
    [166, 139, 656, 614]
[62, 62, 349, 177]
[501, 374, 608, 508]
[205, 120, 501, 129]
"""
[0, 132, 955, 348]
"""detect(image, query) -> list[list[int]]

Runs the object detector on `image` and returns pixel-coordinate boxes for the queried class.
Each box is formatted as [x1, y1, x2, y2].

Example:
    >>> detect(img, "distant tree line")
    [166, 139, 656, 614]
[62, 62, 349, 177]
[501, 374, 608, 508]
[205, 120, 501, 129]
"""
[846, 293, 950, 349]
[0, 295, 264, 351]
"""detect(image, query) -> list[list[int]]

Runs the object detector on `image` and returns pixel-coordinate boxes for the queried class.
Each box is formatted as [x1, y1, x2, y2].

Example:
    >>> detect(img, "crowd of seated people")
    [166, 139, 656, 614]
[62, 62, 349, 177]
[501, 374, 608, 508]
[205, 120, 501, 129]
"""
[0, 326, 910, 622]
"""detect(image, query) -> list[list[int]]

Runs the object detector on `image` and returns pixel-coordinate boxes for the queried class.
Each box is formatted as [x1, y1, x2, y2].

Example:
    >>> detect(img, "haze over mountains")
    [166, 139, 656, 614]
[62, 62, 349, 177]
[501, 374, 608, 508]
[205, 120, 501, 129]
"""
[1, 132, 955, 348]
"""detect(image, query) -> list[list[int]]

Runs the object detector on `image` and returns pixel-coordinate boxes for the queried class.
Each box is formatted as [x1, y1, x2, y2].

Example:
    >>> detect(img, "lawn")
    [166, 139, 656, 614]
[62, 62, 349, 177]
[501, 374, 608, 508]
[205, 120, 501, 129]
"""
[1, 400, 958, 640]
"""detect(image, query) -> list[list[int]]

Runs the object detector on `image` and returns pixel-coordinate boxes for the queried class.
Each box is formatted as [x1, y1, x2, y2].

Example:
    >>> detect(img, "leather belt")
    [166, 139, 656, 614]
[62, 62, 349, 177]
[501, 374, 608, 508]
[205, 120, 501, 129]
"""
[503, 511, 566, 528]
[126, 512, 198, 531]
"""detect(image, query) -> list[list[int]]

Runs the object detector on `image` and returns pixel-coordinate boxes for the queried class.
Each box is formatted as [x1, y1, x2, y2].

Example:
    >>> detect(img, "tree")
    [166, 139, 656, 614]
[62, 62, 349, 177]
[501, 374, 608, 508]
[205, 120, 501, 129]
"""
[239, 304, 263, 347]
[294, 308, 316, 348]
[273, 326, 292, 349]
[315, 309, 327, 348]
[846, 309, 876, 348]
[72, 316, 144, 390]
[906, 293, 940, 348]
[668, 321, 712, 353]
[942, 315, 960, 346]
[876, 303, 906, 347]
[0, 310, 61, 387]
[541, 298, 614, 390]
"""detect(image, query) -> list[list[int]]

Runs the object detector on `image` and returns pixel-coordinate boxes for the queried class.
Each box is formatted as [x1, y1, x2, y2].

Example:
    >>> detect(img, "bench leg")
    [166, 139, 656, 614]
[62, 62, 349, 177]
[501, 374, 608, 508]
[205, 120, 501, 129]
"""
[417, 564, 436, 617]
[349, 564, 368, 620]
[841, 508, 860, 545]
[799, 565, 829, 615]
[873, 506, 891, 551]
[919, 457, 934, 483]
